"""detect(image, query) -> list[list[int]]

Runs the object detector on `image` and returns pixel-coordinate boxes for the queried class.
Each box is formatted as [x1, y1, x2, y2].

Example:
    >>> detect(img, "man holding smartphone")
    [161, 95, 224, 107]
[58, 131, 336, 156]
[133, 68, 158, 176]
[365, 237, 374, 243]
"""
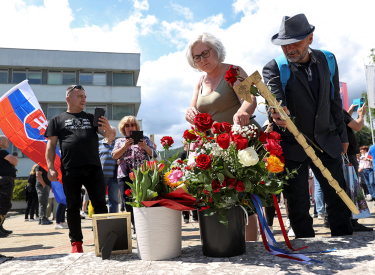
[44, 85, 112, 253]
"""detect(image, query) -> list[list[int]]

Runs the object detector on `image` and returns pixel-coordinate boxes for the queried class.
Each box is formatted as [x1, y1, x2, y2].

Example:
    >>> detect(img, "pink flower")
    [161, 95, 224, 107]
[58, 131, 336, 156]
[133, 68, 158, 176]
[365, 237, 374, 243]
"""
[187, 151, 198, 167]
[167, 169, 183, 183]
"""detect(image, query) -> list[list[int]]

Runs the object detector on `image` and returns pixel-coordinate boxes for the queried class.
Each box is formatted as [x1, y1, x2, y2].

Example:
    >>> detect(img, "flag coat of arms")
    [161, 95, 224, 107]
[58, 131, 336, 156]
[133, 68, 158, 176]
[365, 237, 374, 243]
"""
[0, 80, 66, 203]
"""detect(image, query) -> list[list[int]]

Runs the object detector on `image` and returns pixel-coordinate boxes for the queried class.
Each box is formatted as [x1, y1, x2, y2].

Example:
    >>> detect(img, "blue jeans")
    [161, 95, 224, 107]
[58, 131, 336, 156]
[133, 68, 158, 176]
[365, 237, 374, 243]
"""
[362, 168, 375, 199]
[104, 177, 119, 213]
[56, 203, 66, 224]
[314, 176, 325, 215]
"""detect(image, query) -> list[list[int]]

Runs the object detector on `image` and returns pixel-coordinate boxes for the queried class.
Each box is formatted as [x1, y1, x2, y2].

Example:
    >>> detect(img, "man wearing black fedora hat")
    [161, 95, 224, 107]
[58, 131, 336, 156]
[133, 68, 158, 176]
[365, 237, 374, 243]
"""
[263, 14, 353, 238]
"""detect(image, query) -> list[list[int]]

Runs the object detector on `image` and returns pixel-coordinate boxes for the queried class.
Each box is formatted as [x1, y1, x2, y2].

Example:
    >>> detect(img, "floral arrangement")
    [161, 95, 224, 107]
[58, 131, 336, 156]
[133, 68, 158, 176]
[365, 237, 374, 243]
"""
[126, 136, 178, 207]
[165, 113, 296, 225]
[125, 160, 166, 207]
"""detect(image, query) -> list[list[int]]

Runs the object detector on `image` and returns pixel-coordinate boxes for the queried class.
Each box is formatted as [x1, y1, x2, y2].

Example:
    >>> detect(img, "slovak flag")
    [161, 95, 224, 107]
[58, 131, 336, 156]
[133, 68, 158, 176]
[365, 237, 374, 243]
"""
[0, 80, 66, 204]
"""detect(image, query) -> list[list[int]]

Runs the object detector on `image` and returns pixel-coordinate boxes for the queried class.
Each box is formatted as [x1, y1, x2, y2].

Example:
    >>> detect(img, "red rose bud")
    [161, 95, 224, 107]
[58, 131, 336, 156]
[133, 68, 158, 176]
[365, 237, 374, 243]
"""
[212, 179, 220, 193]
[217, 133, 230, 149]
[258, 131, 268, 143]
[129, 172, 136, 181]
[212, 122, 221, 134]
[268, 131, 281, 140]
[125, 189, 133, 196]
[260, 181, 265, 185]
[157, 163, 165, 173]
[227, 178, 236, 189]
[196, 154, 212, 170]
[194, 113, 214, 132]
[177, 159, 184, 164]
[235, 180, 245, 192]
[278, 155, 285, 164]
[264, 138, 283, 156]
[233, 135, 248, 150]
[225, 65, 240, 86]
[183, 129, 198, 141]
[220, 122, 232, 133]
[161, 136, 174, 148]
[204, 190, 210, 195]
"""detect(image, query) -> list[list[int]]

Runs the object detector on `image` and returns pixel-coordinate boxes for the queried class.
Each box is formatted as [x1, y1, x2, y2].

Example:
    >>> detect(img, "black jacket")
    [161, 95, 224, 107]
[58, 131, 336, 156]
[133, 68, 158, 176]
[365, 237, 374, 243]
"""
[262, 48, 347, 162]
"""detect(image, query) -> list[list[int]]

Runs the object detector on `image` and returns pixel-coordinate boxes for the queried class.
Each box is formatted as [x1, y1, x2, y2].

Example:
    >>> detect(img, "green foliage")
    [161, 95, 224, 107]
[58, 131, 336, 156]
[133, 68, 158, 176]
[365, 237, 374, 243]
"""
[355, 124, 373, 147]
[12, 179, 28, 201]
[159, 146, 183, 160]
[369, 48, 375, 65]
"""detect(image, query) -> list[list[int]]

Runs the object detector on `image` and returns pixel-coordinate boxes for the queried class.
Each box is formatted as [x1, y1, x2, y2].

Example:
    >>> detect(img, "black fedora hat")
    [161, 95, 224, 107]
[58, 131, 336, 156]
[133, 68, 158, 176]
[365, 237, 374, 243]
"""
[271, 14, 315, 45]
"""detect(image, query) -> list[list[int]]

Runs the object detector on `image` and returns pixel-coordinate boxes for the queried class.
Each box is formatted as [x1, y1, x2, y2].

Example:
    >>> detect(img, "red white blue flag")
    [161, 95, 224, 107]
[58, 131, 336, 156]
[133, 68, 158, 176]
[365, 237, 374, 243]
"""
[0, 80, 66, 204]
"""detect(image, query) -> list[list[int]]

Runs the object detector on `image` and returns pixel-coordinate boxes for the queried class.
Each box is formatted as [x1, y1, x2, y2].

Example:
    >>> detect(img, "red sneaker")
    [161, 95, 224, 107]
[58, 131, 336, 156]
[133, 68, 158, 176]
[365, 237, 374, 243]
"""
[71, 241, 83, 253]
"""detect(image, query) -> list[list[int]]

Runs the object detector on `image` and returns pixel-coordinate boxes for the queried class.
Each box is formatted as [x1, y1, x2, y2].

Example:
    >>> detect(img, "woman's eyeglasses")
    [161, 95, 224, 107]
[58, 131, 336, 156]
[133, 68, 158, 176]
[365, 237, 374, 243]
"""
[125, 123, 136, 128]
[193, 48, 212, 63]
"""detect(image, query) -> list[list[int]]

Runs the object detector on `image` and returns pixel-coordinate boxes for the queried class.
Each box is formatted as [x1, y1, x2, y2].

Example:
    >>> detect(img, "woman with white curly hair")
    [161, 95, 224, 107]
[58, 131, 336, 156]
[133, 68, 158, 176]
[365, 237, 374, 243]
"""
[185, 32, 260, 129]
[185, 33, 260, 241]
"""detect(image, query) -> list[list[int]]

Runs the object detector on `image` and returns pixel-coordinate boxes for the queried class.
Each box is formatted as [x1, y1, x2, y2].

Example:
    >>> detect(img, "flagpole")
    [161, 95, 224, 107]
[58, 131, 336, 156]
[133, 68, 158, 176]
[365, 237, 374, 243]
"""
[364, 63, 375, 144]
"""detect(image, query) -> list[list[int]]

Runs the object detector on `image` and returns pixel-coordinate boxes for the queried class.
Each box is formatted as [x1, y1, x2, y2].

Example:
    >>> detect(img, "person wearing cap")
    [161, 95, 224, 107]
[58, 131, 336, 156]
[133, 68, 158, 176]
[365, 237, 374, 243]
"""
[262, 14, 353, 238]
[45, 85, 112, 252]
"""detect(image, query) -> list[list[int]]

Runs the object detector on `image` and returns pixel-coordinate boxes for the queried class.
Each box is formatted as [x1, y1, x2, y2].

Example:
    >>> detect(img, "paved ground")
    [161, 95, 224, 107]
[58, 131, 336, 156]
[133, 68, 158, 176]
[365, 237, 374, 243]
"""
[1, 201, 375, 274]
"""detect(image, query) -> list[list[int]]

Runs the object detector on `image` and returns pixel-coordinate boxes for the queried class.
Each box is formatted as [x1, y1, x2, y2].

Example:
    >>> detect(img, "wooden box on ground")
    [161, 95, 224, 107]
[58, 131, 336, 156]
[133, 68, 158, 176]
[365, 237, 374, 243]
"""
[92, 212, 132, 257]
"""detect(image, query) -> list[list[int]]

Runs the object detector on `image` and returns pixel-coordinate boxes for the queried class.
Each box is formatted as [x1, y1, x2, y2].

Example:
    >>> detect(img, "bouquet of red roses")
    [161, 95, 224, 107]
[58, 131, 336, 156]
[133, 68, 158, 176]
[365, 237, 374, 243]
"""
[165, 113, 296, 225]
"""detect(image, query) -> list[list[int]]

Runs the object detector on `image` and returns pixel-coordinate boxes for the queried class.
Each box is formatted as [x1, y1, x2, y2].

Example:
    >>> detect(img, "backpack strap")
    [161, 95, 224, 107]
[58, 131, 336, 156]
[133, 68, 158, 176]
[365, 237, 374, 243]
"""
[319, 50, 336, 100]
[274, 54, 290, 105]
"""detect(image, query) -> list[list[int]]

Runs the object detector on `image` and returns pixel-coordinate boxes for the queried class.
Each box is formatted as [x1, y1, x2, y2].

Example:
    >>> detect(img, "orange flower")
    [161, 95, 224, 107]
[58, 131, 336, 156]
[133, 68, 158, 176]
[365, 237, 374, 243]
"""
[266, 155, 285, 173]
[164, 171, 182, 189]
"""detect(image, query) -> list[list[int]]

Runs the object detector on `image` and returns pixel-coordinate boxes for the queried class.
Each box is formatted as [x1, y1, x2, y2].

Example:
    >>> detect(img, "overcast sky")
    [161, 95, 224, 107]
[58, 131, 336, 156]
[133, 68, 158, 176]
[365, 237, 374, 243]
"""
[1, 0, 374, 149]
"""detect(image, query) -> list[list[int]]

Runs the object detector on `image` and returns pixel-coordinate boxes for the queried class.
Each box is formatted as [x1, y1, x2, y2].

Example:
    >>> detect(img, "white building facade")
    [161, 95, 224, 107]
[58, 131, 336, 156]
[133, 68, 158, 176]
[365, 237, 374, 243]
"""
[0, 48, 141, 178]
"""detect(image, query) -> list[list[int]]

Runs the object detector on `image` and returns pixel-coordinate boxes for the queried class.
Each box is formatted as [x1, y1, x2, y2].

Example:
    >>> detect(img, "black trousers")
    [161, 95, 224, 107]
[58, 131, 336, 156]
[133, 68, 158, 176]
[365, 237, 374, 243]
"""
[0, 180, 14, 215]
[25, 196, 38, 219]
[283, 150, 353, 238]
[118, 177, 135, 229]
[62, 165, 108, 243]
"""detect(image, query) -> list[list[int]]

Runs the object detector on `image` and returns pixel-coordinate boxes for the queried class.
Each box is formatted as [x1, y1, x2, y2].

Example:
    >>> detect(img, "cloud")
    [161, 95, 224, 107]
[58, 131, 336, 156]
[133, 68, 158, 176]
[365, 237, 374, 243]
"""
[0, 0, 156, 53]
[170, 2, 193, 20]
[76, 7, 82, 12]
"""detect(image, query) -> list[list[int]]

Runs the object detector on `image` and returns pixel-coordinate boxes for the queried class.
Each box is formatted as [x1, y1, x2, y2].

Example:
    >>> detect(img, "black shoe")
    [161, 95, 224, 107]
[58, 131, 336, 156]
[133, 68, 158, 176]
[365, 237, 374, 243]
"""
[0, 230, 9, 238]
[353, 223, 373, 232]
[38, 219, 41, 225]
[40, 218, 53, 225]
[0, 227, 12, 235]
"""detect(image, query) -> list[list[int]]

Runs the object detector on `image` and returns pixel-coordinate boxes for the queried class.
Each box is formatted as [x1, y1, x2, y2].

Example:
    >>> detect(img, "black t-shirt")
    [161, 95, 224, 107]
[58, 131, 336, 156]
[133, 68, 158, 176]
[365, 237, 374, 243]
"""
[36, 165, 51, 186]
[178, 150, 187, 161]
[0, 149, 16, 178]
[44, 111, 101, 170]
[343, 110, 359, 155]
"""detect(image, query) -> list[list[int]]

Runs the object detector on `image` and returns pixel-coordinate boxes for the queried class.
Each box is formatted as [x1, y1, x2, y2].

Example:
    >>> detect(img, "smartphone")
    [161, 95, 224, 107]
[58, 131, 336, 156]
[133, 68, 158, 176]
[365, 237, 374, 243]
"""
[130, 131, 143, 144]
[149, 134, 155, 144]
[353, 98, 364, 111]
[93, 107, 106, 127]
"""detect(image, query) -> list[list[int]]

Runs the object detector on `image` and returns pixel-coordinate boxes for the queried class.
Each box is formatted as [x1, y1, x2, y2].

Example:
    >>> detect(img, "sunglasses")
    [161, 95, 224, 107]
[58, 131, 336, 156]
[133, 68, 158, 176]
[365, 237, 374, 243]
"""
[125, 123, 136, 128]
[193, 48, 212, 63]
[67, 85, 85, 96]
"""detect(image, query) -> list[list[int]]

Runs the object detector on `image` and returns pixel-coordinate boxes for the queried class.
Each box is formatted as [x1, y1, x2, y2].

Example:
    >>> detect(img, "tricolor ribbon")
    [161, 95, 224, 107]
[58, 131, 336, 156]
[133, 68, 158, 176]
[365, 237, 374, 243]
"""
[250, 194, 334, 264]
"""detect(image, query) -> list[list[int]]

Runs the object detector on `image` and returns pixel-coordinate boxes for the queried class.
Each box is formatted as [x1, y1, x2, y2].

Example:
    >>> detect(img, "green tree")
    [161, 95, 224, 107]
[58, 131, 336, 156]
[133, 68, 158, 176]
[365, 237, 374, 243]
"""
[355, 125, 373, 147]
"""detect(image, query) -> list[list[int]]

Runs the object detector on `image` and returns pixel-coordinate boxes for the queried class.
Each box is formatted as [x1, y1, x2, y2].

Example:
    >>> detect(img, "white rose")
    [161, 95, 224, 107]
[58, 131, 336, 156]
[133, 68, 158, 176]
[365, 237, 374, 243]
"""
[238, 147, 259, 167]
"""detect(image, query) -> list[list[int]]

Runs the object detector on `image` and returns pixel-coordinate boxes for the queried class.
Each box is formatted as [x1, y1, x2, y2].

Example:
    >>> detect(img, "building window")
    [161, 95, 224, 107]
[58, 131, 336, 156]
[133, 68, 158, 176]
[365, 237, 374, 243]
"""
[63, 72, 76, 85]
[112, 105, 134, 120]
[113, 73, 133, 86]
[0, 70, 8, 83]
[13, 70, 41, 84]
[28, 71, 42, 84]
[93, 73, 106, 85]
[12, 71, 27, 83]
[47, 72, 62, 85]
[85, 105, 108, 118]
[47, 71, 76, 85]
[79, 73, 93, 85]
[47, 105, 67, 120]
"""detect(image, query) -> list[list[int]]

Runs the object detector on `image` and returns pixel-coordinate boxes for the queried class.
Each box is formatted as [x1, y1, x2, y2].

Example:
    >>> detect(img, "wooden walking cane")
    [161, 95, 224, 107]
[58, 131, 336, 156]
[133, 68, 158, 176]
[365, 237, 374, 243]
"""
[233, 70, 359, 215]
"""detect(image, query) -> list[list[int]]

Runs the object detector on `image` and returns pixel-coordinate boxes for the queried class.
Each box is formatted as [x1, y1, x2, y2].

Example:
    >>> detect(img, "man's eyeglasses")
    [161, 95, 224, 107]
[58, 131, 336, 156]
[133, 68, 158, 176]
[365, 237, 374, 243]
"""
[125, 123, 136, 128]
[193, 48, 212, 63]
[67, 85, 85, 96]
